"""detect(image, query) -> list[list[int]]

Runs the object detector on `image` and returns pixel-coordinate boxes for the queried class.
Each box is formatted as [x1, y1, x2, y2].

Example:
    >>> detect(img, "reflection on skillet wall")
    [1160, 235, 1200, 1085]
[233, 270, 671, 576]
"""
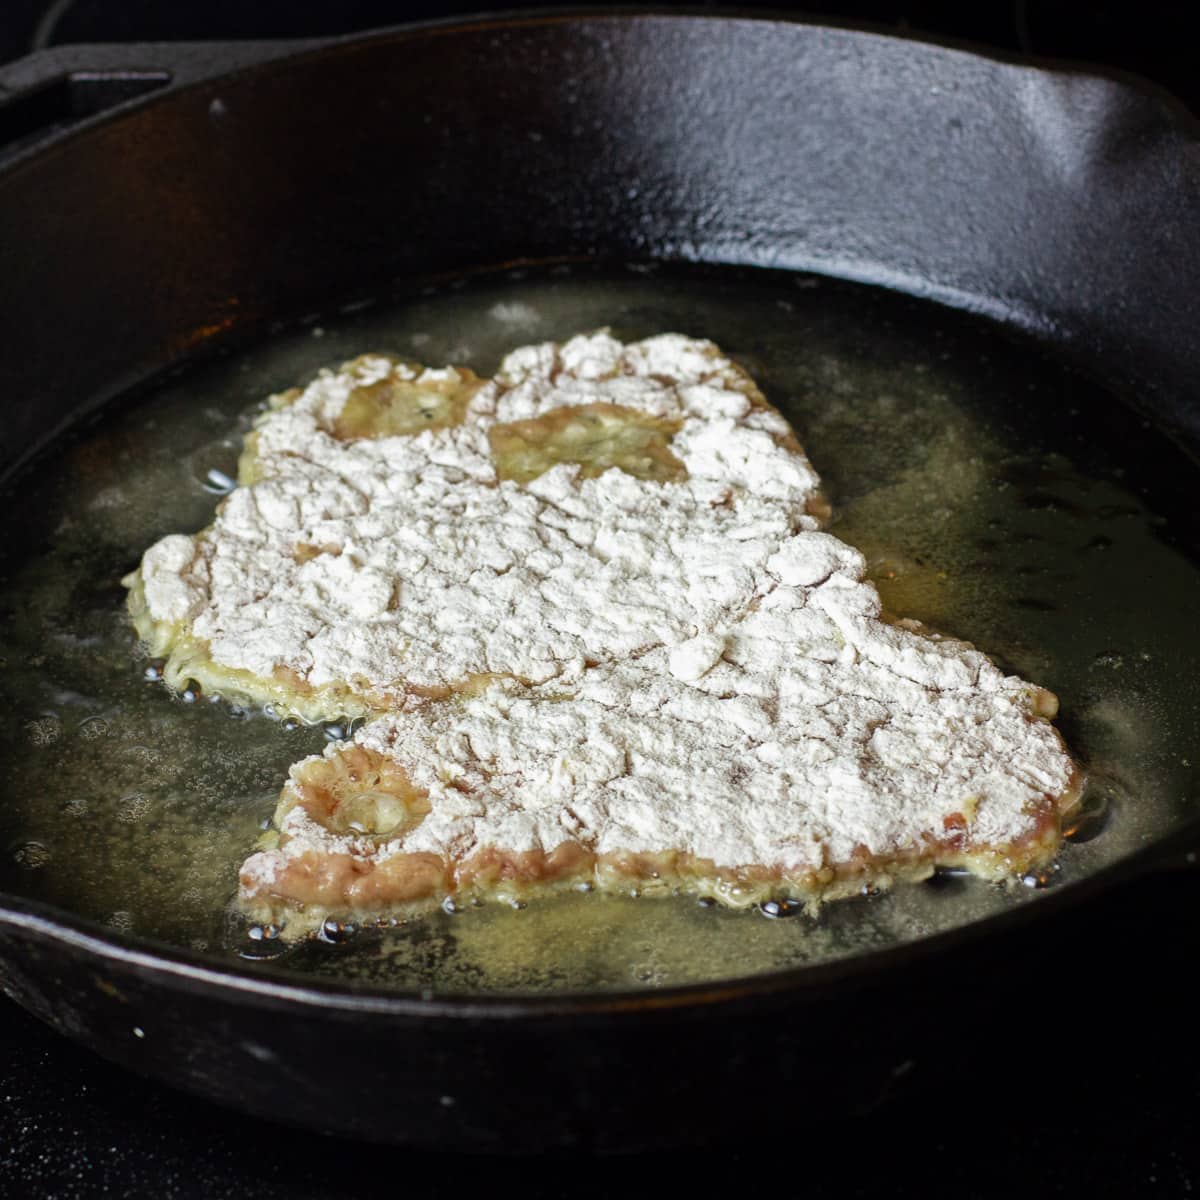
[0, 0, 1196, 115]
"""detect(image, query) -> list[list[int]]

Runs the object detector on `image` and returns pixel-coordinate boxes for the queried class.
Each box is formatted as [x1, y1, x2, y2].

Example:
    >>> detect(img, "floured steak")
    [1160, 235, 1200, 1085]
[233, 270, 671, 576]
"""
[124, 332, 1081, 935]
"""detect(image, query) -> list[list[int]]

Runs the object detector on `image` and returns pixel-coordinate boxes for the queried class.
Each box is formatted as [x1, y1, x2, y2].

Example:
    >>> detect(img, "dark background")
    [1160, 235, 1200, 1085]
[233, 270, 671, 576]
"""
[2, 3, 1198, 1197]
[0, 0, 1196, 114]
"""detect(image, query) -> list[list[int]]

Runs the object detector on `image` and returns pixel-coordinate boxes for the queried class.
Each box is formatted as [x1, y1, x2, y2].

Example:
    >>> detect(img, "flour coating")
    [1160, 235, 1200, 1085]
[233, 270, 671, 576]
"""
[126, 331, 1080, 925]
[240, 534, 1076, 903]
[134, 332, 823, 707]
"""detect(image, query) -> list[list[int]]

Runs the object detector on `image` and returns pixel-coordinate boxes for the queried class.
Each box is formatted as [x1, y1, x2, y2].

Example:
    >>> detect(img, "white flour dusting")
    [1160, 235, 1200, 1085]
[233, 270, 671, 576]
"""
[241, 534, 1076, 900]
[128, 332, 1079, 917]
[137, 332, 823, 703]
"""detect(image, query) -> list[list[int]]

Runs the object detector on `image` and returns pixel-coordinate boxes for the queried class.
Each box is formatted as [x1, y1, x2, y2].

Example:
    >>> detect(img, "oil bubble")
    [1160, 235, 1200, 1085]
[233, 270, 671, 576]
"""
[77, 716, 109, 740]
[1064, 790, 1111, 844]
[117, 793, 151, 823]
[13, 841, 50, 869]
[1020, 863, 1061, 889]
[239, 924, 290, 960]
[25, 715, 61, 747]
[191, 441, 239, 494]
[924, 866, 971, 892]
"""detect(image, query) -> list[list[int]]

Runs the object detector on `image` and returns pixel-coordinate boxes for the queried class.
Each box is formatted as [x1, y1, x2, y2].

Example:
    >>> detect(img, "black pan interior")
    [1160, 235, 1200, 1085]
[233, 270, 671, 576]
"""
[1, 257, 1199, 995]
[0, 13, 1198, 1147]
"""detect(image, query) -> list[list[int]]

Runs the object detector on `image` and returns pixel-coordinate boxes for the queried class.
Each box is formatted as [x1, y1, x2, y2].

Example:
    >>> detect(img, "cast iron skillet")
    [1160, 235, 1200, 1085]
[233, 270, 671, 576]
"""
[1, 12, 1199, 1153]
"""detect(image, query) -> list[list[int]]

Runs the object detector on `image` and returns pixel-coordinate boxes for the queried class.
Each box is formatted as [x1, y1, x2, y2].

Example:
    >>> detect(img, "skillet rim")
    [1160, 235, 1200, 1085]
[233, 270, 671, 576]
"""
[3, 6, 1198, 172]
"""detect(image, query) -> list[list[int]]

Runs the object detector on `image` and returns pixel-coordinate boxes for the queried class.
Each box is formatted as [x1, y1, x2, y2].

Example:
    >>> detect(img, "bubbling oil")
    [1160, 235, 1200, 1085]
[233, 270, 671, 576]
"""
[2, 263, 1199, 994]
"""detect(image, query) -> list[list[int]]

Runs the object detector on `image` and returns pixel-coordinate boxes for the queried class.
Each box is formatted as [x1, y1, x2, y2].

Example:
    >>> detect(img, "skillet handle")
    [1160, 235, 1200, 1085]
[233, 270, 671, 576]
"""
[0, 40, 311, 164]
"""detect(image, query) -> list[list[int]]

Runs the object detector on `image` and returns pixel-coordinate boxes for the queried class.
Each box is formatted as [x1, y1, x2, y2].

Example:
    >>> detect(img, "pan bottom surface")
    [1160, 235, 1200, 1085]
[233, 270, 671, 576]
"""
[1, 260, 1198, 995]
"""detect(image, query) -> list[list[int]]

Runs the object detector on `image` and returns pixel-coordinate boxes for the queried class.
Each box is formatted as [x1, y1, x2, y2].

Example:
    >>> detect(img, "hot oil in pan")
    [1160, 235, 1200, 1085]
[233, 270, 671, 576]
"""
[1, 263, 1198, 993]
